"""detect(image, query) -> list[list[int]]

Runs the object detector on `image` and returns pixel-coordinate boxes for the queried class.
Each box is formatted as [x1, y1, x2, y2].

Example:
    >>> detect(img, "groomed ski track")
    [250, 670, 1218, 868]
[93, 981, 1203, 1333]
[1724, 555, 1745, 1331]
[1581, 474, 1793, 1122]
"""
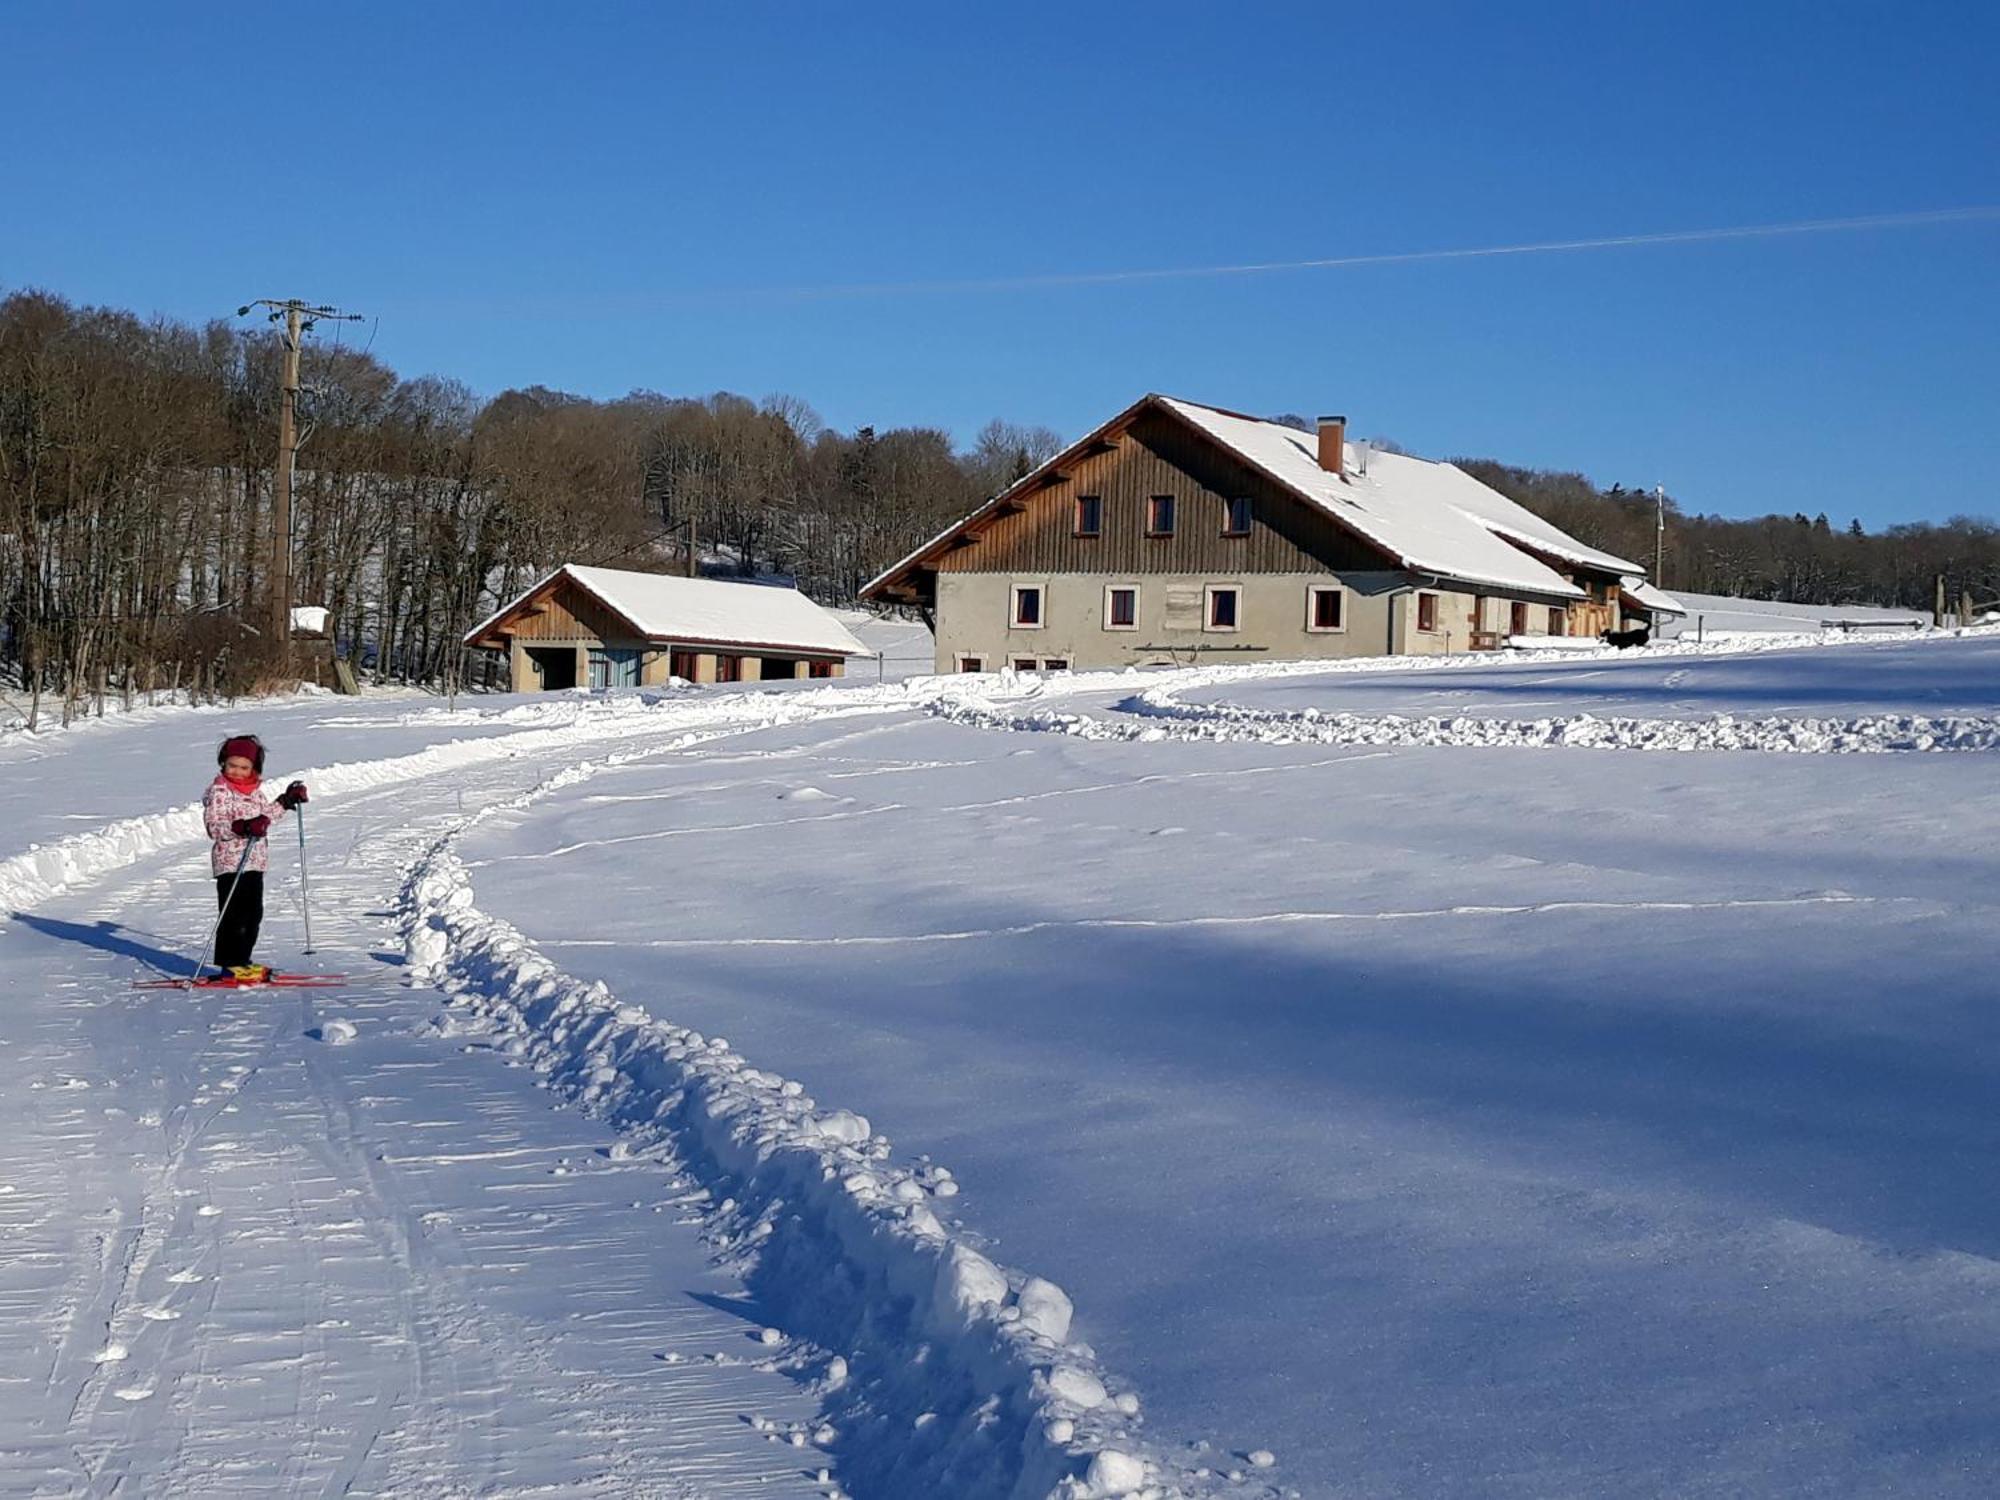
[1, 695, 892, 1497]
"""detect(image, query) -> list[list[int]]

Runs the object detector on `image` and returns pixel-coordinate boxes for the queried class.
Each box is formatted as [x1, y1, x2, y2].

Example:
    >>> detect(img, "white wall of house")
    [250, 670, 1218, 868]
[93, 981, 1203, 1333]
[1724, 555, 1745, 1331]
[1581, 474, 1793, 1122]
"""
[933, 572, 1581, 672]
[937, 571, 1396, 671]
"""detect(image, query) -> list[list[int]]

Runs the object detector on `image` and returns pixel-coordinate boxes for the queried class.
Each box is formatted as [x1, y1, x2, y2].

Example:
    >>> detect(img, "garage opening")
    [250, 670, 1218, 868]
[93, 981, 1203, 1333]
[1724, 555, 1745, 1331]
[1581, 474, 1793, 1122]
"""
[524, 646, 577, 690]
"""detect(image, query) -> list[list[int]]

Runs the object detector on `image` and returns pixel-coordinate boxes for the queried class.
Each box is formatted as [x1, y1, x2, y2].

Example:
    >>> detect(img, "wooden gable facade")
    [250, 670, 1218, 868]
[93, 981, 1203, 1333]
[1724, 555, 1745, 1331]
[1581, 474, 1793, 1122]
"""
[872, 399, 1397, 605]
[938, 405, 1395, 581]
[467, 572, 637, 651]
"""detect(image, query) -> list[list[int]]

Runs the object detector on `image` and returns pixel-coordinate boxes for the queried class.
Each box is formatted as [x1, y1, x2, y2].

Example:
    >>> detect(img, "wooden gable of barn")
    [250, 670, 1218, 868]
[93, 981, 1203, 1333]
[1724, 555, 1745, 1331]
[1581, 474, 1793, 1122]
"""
[481, 573, 645, 645]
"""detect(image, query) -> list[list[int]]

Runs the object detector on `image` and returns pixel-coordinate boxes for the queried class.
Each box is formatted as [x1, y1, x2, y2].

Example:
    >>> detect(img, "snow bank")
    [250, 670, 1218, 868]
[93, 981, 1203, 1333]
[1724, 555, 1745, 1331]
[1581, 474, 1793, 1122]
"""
[1071, 619, 1998, 707]
[929, 684, 2000, 756]
[398, 764, 1183, 1499]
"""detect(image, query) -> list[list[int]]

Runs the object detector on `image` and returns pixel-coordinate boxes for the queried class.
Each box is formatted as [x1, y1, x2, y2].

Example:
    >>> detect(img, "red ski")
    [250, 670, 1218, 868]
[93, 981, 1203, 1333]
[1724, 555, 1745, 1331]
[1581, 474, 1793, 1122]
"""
[134, 973, 348, 990]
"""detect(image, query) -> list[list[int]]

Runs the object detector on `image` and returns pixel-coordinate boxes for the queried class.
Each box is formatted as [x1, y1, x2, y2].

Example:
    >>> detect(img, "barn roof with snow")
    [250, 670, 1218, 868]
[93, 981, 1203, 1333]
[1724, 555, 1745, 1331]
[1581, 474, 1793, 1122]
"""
[864, 394, 1646, 605]
[466, 564, 869, 658]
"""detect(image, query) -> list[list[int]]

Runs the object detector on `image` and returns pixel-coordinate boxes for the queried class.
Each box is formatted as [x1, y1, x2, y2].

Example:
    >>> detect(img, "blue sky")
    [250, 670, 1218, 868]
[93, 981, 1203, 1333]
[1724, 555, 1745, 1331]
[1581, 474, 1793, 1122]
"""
[4, 2, 1995, 526]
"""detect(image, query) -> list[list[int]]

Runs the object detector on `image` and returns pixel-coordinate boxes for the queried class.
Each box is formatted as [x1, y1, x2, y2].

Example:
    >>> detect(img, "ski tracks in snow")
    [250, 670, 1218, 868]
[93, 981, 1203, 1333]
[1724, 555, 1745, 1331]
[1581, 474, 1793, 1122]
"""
[1, 715, 859, 1497]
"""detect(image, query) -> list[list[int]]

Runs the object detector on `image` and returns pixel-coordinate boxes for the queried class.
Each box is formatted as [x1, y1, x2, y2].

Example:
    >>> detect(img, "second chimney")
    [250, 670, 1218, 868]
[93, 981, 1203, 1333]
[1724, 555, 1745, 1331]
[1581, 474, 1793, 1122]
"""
[1317, 415, 1347, 478]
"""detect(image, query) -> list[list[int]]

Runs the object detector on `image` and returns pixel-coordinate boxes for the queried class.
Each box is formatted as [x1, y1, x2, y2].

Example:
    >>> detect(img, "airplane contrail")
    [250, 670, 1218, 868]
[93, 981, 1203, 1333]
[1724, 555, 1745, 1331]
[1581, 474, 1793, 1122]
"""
[720, 204, 2000, 302]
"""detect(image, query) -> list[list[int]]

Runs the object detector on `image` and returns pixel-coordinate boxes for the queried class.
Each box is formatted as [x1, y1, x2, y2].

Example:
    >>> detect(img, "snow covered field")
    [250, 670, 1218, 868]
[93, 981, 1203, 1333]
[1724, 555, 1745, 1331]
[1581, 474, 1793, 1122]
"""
[1656, 591, 1929, 639]
[3, 629, 1998, 1496]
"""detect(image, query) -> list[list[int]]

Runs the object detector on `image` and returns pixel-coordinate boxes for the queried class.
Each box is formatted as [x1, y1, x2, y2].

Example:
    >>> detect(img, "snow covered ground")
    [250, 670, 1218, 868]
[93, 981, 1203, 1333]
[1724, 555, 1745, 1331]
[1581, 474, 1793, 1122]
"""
[1657, 590, 1929, 638]
[4, 630, 1998, 1496]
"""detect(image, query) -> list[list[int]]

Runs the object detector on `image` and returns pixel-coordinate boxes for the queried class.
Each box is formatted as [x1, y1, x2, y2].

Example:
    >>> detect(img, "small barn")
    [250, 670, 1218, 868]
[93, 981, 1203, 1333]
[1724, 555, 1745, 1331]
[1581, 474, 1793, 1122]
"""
[465, 564, 869, 690]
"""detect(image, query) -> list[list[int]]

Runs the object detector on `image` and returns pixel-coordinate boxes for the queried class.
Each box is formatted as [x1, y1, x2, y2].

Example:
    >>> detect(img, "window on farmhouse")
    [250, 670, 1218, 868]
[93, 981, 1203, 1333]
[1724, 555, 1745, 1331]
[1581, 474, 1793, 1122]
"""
[1147, 495, 1176, 537]
[1222, 496, 1252, 535]
[1417, 593, 1440, 633]
[1013, 658, 1039, 672]
[1510, 601, 1528, 636]
[1549, 608, 1566, 636]
[958, 656, 985, 673]
[1106, 587, 1138, 630]
[1308, 586, 1344, 631]
[1012, 585, 1043, 627]
[1043, 659, 1069, 671]
[1074, 495, 1102, 536]
[1207, 586, 1240, 631]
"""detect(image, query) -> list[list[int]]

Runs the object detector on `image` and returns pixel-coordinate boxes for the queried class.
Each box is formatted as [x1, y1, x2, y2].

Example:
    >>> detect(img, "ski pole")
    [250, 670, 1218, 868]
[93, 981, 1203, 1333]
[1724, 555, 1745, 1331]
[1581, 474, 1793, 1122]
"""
[296, 803, 315, 956]
[192, 837, 259, 986]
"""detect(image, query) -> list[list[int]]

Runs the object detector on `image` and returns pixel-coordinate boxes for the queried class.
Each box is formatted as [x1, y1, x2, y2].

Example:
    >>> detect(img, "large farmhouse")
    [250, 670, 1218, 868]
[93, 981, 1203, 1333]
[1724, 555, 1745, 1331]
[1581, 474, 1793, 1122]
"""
[466, 564, 868, 689]
[863, 395, 1656, 672]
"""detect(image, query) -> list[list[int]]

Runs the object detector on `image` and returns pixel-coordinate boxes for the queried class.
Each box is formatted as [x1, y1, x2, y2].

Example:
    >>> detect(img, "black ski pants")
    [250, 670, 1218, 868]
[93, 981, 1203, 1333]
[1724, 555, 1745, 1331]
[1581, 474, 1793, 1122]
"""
[214, 870, 265, 969]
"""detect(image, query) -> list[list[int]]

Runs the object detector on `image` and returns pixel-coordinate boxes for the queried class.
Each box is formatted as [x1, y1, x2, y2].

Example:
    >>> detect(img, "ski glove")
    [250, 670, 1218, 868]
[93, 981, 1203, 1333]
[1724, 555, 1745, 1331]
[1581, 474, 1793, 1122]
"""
[276, 781, 309, 810]
[231, 815, 272, 838]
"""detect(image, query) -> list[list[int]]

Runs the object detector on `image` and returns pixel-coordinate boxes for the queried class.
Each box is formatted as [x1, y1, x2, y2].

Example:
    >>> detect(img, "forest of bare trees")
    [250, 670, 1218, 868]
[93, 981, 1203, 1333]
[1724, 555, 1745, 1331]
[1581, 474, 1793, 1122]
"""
[4, 285, 1993, 727]
[0, 288, 1056, 726]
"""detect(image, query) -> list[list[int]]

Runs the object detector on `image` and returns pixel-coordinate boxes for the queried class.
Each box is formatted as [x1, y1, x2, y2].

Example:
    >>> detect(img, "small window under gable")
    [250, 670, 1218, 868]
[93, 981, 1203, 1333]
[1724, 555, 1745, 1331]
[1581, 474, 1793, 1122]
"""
[1075, 495, 1102, 537]
[1012, 585, 1043, 628]
[1222, 496, 1252, 536]
[1146, 495, 1176, 537]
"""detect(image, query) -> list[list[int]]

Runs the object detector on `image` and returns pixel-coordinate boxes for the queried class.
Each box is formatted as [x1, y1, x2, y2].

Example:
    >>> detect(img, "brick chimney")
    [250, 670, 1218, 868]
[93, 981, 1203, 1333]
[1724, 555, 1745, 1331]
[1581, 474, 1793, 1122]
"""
[1316, 415, 1347, 478]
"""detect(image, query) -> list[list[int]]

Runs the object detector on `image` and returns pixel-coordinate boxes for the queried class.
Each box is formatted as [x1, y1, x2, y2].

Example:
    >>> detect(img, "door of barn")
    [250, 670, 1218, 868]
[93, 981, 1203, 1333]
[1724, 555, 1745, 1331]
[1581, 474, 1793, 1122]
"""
[587, 648, 642, 689]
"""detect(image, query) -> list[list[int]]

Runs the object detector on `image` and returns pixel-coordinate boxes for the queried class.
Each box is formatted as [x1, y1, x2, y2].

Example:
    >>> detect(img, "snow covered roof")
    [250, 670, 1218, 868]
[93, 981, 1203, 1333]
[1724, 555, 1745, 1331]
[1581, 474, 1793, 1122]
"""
[1422, 468, 1644, 576]
[864, 394, 1653, 603]
[1620, 577, 1686, 615]
[1158, 400, 1587, 598]
[467, 565, 870, 657]
[289, 605, 330, 637]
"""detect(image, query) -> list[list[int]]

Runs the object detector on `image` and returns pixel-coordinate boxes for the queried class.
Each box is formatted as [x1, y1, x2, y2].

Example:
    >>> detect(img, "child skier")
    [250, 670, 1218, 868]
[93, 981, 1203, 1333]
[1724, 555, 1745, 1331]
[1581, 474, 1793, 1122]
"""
[202, 735, 309, 981]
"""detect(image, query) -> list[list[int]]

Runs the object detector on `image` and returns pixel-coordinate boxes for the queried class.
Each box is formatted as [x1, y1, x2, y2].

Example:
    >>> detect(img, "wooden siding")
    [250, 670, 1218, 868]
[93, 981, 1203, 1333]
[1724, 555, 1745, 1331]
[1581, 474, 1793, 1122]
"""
[937, 408, 1394, 578]
[488, 579, 634, 643]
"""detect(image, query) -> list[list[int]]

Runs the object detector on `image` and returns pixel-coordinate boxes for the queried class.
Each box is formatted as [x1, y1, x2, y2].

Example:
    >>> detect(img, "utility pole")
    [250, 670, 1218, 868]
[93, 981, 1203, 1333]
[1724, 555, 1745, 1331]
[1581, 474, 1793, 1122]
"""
[1654, 484, 1666, 585]
[237, 298, 362, 665]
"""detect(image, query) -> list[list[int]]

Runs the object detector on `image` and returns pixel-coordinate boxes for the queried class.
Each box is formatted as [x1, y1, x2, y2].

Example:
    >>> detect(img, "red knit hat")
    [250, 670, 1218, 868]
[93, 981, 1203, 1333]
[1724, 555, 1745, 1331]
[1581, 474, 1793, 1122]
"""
[218, 735, 265, 773]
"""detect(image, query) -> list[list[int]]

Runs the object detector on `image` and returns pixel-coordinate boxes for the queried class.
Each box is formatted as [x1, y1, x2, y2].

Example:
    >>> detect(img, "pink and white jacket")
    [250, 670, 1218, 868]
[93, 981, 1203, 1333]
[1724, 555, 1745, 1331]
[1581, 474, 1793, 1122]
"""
[202, 775, 287, 876]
